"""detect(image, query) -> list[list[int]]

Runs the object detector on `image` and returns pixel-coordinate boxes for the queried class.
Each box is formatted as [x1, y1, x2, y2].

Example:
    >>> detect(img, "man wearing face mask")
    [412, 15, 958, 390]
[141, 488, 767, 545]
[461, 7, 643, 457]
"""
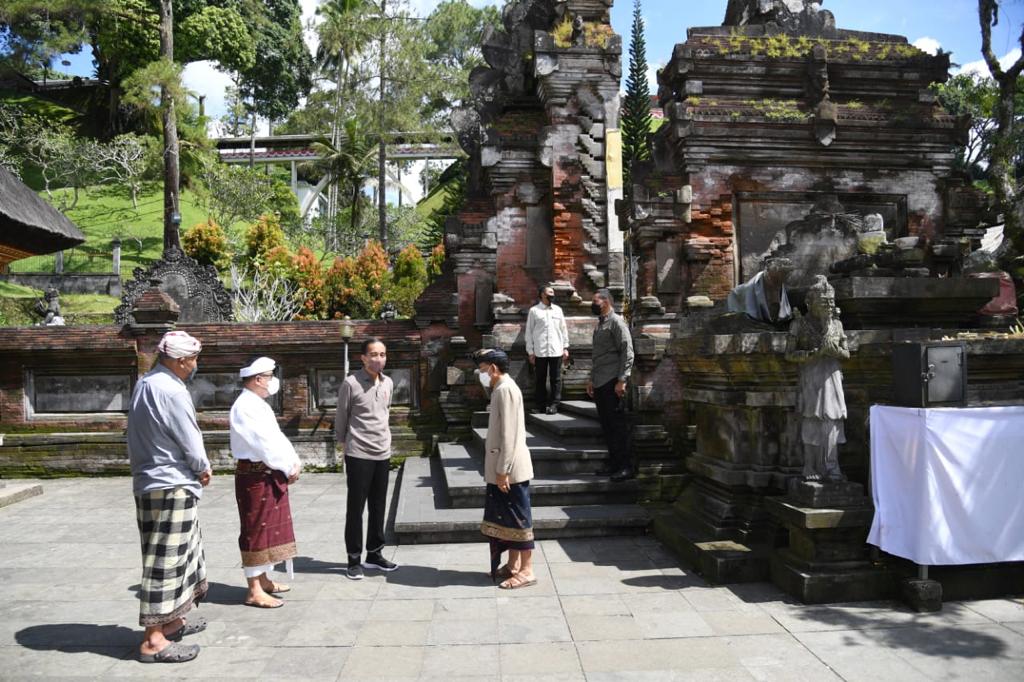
[230, 357, 301, 608]
[474, 348, 536, 589]
[586, 288, 635, 482]
[525, 285, 570, 414]
[335, 337, 398, 580]
[127, 330, 211, 664]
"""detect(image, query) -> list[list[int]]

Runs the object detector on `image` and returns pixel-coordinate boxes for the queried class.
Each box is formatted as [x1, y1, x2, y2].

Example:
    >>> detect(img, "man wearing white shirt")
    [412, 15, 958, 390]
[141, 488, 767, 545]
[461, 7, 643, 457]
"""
[230, 357, 301, 609]
[525, 285, 570, 414]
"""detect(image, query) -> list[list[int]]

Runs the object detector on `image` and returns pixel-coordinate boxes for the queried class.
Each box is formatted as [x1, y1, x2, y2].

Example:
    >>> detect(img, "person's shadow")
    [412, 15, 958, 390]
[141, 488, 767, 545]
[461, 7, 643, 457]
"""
[15, 623, 136, 659]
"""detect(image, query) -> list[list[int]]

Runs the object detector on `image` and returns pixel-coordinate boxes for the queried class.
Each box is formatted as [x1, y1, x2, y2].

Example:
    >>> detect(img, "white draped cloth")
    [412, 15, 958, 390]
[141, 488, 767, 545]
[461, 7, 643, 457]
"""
[868, 405, 1024, 565]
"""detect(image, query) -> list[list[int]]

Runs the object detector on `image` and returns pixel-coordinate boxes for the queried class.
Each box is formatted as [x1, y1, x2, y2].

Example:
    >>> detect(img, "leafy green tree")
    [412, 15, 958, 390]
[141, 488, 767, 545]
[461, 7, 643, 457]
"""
[621, 0, 652, 198]
[420, 0, 501, 121]
[309, 118, 377, 245]
[390, 243, 427, 316]
[976, 0, 1024, 274]
[200, 160, 278, 230]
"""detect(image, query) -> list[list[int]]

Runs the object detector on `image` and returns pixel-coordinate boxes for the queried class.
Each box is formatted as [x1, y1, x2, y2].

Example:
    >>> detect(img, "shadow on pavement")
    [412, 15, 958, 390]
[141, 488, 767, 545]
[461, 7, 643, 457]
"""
[15, 623, 136, 659]
[384, 563, 492, 588]
[201, 581, 250, 605]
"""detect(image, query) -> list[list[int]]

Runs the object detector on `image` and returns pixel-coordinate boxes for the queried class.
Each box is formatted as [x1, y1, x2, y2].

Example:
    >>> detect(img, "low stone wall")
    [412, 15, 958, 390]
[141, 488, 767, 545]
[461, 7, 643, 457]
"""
[0, 319, 451, 475]
[0, 273, 122, 297]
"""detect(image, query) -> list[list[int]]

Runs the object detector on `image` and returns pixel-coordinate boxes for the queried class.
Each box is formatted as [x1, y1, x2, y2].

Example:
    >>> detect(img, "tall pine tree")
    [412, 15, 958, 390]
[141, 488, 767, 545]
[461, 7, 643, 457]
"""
[621, 0, 652, 200]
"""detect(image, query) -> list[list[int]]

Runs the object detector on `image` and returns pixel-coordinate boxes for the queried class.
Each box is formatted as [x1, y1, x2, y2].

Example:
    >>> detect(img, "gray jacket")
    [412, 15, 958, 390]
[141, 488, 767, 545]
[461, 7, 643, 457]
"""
[590, 311, 634, 388]
[127, 364, 210, 498]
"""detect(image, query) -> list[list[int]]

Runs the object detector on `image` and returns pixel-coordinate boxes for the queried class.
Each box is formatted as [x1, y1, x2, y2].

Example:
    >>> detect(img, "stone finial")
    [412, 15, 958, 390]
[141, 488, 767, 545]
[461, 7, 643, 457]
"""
[129, 277, 181, 326]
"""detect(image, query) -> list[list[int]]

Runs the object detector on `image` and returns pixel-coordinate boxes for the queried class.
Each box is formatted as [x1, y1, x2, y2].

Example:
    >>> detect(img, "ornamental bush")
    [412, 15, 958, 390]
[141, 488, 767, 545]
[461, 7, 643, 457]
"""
[245, 213, 287, 265]
[182, 219, 230, 269]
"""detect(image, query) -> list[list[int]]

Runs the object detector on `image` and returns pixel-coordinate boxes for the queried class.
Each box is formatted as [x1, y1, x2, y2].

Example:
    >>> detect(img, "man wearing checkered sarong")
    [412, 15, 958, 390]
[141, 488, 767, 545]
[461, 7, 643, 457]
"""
[127, 331, 212, 664]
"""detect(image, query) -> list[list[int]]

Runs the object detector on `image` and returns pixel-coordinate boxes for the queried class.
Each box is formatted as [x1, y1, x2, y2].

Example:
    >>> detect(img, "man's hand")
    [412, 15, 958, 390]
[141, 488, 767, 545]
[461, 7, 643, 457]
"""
[586, 380, 594, 398]
[198, 469, 212, 487]
[615, 380, 626, 398]
[496, 473, 511, 493]
[528, 354, 536, 365]
[562, 349, 570, 365]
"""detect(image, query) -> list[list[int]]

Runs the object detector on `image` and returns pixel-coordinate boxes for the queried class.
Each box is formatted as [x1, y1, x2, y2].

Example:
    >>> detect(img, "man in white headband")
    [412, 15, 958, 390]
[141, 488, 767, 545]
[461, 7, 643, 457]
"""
[127, 330, 210, 663]
[229, 356, 302, 608]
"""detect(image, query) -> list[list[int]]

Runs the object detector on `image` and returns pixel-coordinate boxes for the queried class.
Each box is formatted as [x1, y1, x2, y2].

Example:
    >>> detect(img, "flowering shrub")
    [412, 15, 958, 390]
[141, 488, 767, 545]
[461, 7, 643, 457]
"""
[182, 219, 230, 269]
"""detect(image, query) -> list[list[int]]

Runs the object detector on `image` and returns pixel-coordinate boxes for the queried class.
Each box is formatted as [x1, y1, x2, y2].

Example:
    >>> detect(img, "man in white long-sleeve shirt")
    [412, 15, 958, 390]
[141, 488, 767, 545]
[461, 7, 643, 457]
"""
[524, 285, 570, 414]
[230, 356, 301, 609]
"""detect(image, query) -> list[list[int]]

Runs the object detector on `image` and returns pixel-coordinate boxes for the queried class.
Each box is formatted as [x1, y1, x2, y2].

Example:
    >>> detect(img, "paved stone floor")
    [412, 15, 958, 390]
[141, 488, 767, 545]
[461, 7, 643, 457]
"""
[1, 475, 1023, 681]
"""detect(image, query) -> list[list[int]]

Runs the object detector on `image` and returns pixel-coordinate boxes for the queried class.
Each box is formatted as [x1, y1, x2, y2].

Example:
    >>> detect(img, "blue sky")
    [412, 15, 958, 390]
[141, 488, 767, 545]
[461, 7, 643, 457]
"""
[54, 0, 1023, 122]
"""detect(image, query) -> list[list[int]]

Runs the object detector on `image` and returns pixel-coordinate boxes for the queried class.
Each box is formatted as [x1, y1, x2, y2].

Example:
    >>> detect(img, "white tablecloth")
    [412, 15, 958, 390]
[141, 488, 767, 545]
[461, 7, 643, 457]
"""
[868, 405, 1024, 565]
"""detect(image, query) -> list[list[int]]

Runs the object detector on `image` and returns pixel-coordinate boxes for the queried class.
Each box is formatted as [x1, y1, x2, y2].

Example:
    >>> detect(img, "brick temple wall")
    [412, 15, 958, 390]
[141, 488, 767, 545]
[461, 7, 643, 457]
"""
[0, 320, 444, 475]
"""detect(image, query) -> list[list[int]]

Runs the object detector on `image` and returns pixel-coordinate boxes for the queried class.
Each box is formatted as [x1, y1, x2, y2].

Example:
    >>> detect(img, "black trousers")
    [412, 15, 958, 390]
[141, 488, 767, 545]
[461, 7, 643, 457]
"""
[594, 378, 632, 471]
[534, 356, 562, 409]
[345, 455, 389, 561]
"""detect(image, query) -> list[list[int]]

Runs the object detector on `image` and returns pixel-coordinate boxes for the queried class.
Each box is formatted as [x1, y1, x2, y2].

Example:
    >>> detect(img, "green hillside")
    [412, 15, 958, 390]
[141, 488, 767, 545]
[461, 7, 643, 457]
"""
[9, 184, 231, 275]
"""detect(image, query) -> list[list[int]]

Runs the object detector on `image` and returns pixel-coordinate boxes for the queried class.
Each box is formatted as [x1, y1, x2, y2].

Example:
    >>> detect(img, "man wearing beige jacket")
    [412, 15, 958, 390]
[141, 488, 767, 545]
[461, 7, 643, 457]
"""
[474, 348, 536, 589]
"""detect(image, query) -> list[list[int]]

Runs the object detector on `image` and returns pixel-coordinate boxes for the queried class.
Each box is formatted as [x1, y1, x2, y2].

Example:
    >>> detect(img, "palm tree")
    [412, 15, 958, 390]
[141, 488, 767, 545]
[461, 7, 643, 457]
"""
[309, 118, 377, 250]
[316, 0, 374, 226]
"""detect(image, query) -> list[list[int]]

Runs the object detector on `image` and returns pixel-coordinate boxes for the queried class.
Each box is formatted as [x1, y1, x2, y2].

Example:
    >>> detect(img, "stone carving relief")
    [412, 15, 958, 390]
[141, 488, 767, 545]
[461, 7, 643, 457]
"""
[115, 247, 232, 325]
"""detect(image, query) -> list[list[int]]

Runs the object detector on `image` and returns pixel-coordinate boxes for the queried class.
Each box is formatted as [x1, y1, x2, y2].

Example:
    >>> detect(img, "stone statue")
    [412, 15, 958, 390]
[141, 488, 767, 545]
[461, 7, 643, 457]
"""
[723, 0, 835, 35]
[785, 275, 848, 482]
[726, 256, 794, 324]
[33, 287, 65, 326]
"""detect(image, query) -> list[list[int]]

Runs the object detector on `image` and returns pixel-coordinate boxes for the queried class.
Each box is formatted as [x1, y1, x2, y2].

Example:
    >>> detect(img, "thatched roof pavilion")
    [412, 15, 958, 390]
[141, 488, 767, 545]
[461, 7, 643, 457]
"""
[0, 165, 85, 269]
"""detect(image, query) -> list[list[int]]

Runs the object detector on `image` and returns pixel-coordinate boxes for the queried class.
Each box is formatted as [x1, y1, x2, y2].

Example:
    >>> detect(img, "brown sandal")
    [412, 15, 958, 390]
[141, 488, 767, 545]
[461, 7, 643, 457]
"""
[498, 573, 537, 590]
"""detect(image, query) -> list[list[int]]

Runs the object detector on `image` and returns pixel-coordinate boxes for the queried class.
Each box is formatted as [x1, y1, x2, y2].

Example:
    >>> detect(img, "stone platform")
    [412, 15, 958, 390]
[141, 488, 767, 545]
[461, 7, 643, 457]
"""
[2, 476, 1024, 680]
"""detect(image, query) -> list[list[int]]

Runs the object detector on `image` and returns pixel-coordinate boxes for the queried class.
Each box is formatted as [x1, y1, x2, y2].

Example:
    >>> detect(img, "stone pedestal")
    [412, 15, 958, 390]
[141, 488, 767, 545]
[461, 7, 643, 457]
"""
[768, 486, 895, 604]
[902, 577, 943, 613]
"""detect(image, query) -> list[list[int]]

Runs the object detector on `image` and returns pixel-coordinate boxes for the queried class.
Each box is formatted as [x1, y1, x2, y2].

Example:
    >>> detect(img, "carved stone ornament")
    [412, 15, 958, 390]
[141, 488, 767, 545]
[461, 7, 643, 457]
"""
[115, 247, 233, 325]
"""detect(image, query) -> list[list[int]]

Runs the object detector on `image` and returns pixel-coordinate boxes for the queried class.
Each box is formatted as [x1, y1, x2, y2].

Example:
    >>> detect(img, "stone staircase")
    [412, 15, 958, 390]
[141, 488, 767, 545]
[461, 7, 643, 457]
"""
[394, 399, 652, 543]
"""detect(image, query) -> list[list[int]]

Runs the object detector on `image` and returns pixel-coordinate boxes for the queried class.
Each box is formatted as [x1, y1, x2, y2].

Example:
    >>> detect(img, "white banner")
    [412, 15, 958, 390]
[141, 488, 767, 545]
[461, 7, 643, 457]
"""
[868, 405, 1024, 565]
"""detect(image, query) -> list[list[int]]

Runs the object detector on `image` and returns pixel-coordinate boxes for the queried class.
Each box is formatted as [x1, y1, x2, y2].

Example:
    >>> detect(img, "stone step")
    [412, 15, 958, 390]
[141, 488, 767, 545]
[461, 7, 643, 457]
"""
[439, 442, 639, 508]
[394, 457, 650, 544]
[557, 400, 599, 420]
[651, 509, 770, 585]
[470, 428, 610, 475]
[525, 411, 605, 441]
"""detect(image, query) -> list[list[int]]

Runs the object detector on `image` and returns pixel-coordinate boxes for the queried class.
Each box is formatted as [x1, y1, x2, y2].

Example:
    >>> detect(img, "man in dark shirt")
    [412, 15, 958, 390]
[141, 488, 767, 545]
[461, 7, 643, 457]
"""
[586, 289, 635, 482]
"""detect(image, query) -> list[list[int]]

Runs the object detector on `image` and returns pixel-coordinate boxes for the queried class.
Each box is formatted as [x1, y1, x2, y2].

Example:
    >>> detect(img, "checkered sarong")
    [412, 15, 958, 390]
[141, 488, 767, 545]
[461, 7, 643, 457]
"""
[135, 487, 208, 627]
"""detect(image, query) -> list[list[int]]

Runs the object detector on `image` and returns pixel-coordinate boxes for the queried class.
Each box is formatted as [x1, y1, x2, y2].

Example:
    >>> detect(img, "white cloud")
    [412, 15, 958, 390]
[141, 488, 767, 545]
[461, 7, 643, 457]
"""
[913, 37, 941, 56]
[182, 60, 234, 126]
[957, 48, 1023, 77]
[647, 61, 664, 95]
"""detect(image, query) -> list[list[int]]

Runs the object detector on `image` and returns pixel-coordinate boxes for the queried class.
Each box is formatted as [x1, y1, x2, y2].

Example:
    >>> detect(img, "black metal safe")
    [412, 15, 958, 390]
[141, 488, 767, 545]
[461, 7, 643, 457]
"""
[892, 341, 967, 407]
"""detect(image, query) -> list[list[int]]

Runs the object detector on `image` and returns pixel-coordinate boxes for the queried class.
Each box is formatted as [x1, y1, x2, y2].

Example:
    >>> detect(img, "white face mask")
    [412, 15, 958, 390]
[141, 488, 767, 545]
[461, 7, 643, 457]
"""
[266, 376, 280, 396]
[478, 370, 492, 390]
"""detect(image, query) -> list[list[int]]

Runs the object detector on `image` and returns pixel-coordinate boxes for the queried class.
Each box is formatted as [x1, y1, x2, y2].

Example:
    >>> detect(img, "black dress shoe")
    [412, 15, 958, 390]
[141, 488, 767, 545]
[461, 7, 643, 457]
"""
[610, 468, 635, 482]
[545, 405, 557, 415]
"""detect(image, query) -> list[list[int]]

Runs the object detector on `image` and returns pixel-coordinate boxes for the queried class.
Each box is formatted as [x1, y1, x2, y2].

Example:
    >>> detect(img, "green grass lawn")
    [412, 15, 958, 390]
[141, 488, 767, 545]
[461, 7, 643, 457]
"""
[8, 183, 231, 275]
[0, 281, 118, 326]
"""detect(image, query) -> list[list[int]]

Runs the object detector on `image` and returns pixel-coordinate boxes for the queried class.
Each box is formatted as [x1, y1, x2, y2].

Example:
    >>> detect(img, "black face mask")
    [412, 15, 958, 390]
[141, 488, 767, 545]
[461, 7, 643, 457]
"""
[590, 302, 602, 316]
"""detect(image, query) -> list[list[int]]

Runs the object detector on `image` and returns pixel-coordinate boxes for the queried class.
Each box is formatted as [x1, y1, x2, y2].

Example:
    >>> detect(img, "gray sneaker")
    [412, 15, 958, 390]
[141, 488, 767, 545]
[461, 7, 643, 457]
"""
[346, 563, 364, 580]
[363, 552, 399, 572]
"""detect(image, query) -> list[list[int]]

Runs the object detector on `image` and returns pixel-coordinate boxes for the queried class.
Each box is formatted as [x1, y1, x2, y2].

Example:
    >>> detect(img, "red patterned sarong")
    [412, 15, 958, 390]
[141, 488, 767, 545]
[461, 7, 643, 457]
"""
[235, 463, 297, 568]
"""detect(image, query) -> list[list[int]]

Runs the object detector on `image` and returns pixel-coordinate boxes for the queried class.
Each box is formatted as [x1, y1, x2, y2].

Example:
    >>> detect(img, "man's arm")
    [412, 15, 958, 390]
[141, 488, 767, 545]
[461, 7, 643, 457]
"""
[334, 379, 352, 446]
[524, 307, 536, 358]
[490, 388, 517, 478]
[558, 308, 570, 357]
[616, 316, 634, 382]
[165, 391, 210, 474]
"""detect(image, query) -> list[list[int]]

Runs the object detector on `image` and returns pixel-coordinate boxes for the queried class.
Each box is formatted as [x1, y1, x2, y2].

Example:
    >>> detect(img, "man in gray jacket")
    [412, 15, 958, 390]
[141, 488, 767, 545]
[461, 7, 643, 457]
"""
[335, 337, 398, 580]
[586, 289, 635, 482]
[127, 330, 211, 664]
